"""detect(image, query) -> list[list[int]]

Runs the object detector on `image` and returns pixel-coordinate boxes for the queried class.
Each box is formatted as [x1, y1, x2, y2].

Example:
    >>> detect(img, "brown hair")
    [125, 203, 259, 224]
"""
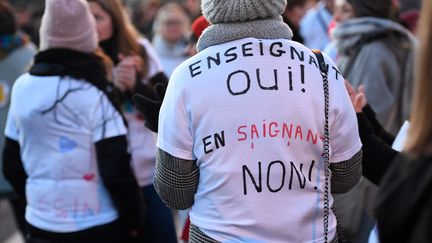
[404, 0, 432, 155]
[286, 0, 308, 10]
[347, 0, 392, 19]
[0, 1, 17, 35]
[88, 0, 148, 77]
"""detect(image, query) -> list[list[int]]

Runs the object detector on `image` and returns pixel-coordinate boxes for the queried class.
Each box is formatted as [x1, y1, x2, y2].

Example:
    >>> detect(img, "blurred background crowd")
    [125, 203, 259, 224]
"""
[0, 0, 423, 242]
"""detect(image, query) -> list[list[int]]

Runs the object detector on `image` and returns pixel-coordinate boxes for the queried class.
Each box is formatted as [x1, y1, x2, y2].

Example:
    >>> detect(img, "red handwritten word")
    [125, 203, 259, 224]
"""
[237, 120, 322, 149]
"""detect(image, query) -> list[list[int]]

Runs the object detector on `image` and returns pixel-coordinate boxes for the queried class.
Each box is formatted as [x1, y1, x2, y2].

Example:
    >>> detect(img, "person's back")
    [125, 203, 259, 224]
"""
[3, 0, 145, 241]
[0, 1, 36, 195]
[331, 0, 417, 135]
[8, 73, 123, 231]
[163, 37, 359, 242]
[375, 1, 432, 241]
[152, 0, 363, 242]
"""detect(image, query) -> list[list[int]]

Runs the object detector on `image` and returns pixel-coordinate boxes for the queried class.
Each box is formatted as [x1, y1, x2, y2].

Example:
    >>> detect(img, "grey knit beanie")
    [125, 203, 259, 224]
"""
[201, 0, 287, 23]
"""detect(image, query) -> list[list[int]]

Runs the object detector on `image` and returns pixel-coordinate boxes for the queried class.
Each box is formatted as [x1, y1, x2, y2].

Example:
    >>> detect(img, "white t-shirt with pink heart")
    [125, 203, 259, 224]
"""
[5, 74, 127, 232]
[157, 38, 362, 242]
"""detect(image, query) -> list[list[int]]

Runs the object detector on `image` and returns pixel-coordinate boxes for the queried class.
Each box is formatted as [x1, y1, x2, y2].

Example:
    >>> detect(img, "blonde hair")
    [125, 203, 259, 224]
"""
[88, 0, 148, 77]
[404, 0, 432, 155]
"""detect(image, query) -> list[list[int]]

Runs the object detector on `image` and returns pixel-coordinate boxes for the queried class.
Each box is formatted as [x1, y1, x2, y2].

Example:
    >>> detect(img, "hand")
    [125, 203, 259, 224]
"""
[133, 82, 166, 133]
[113, 54, 143, 92]
[345, 80, 367, 113]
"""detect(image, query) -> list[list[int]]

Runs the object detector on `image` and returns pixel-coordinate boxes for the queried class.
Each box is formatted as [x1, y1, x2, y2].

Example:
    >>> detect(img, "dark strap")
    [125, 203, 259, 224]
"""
[312, 49, 331, 243]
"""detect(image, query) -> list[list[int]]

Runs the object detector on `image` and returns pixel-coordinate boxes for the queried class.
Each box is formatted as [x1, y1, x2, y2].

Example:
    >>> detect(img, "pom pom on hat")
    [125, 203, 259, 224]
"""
[201, 0, 287, 24]
[39, 0, 98, 53]
[191, 15, 210, 39]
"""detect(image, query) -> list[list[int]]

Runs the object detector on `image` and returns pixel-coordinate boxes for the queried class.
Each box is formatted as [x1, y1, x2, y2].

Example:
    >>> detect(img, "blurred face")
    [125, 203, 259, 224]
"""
[333, 0, 356, 23]
[183, 0, 200, 16]
[89, 2, 113, 42]
[160, 11, 187, 43]
[284, 4, 309, 27]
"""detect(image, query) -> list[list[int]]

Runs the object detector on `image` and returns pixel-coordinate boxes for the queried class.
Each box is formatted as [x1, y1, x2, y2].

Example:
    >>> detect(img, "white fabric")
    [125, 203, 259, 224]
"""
[128, 39, 164, 187]
[300, 2, 333, 50]
[158, 38, 362, 242]
[152, 36, 189, 77]
[391, 120, 410, 152]
[4, 74, 126, 232]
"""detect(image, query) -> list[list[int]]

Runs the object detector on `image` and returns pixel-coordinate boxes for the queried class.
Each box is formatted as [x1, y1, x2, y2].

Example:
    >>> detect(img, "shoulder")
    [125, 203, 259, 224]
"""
[0, 43, 36, 69]
[355, 41, 398, 67]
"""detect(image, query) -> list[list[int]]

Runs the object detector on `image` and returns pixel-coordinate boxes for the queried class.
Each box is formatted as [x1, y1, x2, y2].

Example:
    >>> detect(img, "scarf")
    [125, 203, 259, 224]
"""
[29, 48, 126, 125]
[332, 17, 417, 55]
[197, 16, 293, 52]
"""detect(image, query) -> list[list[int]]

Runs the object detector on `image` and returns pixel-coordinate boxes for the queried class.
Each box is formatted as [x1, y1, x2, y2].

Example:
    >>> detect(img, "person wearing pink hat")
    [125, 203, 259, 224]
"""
[2, 0, 145, 242]
[87, 0, 177, 242]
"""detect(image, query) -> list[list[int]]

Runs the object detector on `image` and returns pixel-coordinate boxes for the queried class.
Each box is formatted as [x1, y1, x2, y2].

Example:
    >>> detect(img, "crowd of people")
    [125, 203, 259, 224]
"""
[0, 0, 429, 242]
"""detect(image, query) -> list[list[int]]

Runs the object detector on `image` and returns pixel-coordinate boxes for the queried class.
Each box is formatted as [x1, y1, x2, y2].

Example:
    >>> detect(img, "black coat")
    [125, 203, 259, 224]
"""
[375, 153, 432, 243]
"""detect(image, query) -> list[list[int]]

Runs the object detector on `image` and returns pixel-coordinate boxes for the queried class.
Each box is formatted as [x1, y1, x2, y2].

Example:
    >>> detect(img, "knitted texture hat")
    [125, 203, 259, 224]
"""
[197, 0, 292, 52]
[201, 0, 287, 23]
[39, 0, 98, 53]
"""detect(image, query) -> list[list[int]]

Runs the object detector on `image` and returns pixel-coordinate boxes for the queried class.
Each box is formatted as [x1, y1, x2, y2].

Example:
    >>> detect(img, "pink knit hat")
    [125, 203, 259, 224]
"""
[39, 0, 98, 53]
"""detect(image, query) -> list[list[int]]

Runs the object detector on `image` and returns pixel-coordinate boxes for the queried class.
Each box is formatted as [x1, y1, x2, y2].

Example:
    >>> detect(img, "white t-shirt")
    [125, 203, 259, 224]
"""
[157, 38, 362, 242]
[127, 38, 164, 187]
[4, 74, 127, 232]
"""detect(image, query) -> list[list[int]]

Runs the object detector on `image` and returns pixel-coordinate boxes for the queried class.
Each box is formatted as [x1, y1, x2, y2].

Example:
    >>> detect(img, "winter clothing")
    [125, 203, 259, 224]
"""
[39, 0, 98, 53]
[154, 0, 362, 242]
[357, 106, 397, 185]
[0, 36, 36, 195]
[100, 37, 176, 242]
[333, 17, 417, 135]
[152, 35, 189, 77]
[191, 15, 210, 41]
[2, 48, 145, 241]
[376, 153, 432, 243]
[197, 0, 291, 51]
[30, 48, 124, 121]
[330, 17, 416, 243]
[201, 0, 287, 23]
[197, 17, 292, 51]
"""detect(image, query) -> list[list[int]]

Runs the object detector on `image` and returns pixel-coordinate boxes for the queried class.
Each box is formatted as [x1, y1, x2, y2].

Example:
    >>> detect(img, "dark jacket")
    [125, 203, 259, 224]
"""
[375, 153, 432, 243]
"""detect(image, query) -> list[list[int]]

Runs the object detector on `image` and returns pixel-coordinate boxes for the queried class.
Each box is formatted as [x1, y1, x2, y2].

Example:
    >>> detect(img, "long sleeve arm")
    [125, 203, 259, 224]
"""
[95, 135, 145, 231]
[330, 149, 362, 193]
[357, 112, 398, 185]
[2, 137, 27, 199]
[153, 149, 199, 210]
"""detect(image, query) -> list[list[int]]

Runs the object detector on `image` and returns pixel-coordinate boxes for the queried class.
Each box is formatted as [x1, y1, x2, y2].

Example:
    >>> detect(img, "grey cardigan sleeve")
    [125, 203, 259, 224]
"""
[330, 149, 362, 194]
[153, 149, 199, 210]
